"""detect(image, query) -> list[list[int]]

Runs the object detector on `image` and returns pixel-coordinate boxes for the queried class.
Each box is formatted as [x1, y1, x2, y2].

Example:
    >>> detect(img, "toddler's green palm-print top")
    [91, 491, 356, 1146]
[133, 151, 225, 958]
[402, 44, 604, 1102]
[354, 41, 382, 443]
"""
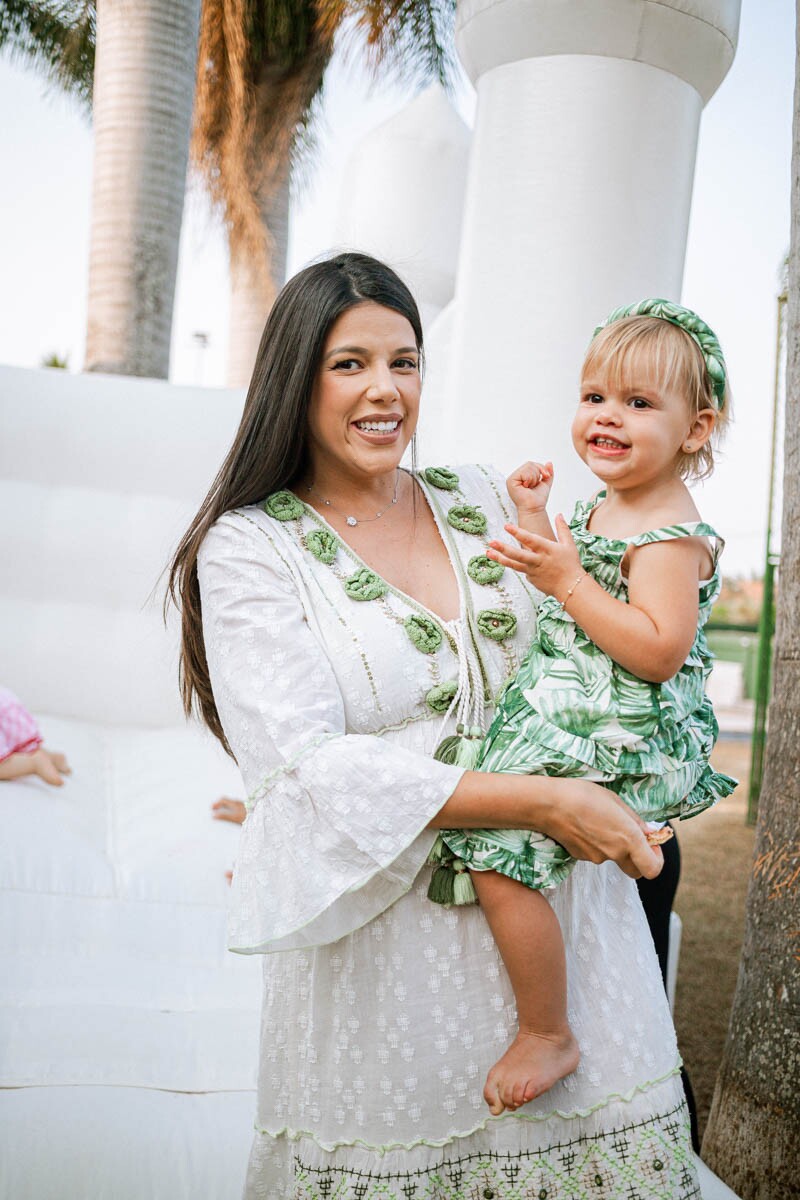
[439, 493, 738, 891]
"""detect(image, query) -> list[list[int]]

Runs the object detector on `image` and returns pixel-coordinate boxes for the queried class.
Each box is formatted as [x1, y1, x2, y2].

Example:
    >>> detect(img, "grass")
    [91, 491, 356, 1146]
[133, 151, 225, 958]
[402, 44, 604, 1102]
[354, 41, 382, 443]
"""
[672, 737, 756, 1141]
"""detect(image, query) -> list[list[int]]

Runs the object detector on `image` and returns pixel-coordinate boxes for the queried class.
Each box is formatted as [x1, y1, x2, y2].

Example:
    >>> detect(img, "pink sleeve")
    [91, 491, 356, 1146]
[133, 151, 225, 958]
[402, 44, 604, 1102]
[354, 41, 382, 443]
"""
[0, 688, 43, 762]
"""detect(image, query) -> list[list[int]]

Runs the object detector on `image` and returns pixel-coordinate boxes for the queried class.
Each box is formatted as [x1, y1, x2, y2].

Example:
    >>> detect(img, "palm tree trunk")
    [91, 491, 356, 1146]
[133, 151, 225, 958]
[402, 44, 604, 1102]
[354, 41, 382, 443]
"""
[84, 0, 201, 377]
[700, 5, 800, 1193]
[227, 172, 290, 388]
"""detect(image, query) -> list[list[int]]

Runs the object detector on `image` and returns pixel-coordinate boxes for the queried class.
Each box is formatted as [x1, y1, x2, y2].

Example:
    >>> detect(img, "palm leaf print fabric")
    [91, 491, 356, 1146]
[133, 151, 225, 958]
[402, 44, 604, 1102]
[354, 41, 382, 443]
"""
[440, 494, 738, 891]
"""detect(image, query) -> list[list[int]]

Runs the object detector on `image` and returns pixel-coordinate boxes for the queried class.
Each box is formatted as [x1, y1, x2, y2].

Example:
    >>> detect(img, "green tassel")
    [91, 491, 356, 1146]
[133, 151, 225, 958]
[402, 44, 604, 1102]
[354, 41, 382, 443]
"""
[428, 863, 456, 906]
[433, 724, 484, 769]
[453, 865, 478, 906]
[426, 833, 446, 865]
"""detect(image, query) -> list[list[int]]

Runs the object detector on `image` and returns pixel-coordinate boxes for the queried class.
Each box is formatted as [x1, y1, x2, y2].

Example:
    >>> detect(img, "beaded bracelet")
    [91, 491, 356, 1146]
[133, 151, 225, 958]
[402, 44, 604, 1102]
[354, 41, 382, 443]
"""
[558, 572, 587, 611]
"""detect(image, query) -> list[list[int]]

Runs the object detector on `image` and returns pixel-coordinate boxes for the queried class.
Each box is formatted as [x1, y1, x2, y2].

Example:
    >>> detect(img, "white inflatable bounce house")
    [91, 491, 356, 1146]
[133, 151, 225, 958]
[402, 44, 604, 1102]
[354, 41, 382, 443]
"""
[0, 2, 742, 1196]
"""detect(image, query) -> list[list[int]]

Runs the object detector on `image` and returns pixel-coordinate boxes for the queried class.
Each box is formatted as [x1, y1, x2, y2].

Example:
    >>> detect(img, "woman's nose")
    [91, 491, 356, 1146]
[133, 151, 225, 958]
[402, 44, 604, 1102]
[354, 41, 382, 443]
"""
[365, 366, 399, 401]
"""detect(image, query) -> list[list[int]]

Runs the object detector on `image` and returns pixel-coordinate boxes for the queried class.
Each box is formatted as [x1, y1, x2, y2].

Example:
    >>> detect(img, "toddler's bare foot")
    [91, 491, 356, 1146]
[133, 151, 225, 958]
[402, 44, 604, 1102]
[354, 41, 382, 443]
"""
[212, 797, 247, 825]
[0, 748, 70, 787]
[32, 748, 70, 786]
[484, 1028, 580, 1115]
[48, 750, 71, 776]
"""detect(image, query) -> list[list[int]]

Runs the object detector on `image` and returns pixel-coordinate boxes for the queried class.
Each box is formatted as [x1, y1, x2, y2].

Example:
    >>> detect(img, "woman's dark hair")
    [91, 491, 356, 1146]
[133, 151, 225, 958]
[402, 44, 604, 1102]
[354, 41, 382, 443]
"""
[166, 252, 424, 754]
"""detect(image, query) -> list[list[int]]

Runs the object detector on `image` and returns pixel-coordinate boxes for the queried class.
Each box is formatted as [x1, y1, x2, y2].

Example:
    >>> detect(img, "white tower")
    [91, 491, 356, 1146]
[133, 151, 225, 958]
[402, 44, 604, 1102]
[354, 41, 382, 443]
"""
[425, 0, 741, 509]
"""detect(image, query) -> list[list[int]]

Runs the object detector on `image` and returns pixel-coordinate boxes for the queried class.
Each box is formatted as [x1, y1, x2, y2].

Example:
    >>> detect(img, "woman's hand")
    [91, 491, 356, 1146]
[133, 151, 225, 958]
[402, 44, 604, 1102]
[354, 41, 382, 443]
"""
[487, 514, 583, 602]
[433, 773, 663, 881]
[541, 778, 663, 880]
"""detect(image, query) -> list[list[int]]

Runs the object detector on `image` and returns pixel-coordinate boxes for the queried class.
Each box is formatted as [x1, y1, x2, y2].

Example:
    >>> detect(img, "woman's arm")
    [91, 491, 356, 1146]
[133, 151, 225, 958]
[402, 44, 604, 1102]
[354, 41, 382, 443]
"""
[430, 771, 663, 880]
[488, 517, 703, 683]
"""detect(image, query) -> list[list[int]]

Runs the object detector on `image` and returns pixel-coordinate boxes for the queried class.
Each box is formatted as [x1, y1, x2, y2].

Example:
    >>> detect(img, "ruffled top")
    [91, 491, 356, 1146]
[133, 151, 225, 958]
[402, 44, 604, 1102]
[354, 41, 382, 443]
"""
[482, 492, 736, 820]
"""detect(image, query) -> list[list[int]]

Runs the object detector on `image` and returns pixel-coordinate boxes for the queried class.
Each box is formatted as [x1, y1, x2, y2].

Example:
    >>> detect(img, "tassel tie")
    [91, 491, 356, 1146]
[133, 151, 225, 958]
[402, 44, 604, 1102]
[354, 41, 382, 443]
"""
[427, 618, 484, 906]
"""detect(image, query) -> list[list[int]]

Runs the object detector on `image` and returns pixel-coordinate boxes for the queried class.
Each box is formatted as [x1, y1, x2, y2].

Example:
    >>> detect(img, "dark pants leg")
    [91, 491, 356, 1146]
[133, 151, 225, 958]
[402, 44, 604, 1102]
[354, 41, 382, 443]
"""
[636, 829, 700, 1152]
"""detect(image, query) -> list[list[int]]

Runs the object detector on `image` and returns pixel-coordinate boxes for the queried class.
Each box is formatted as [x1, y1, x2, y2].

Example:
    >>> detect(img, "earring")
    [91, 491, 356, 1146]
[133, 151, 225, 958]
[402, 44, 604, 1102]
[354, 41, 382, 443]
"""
[684, 443, 693, 452]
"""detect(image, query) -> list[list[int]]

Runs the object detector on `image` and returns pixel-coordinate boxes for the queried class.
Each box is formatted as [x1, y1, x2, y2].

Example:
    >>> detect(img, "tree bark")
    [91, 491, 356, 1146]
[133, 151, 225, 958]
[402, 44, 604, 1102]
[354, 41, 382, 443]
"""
[84, 0, 201, 378]
[700, 5, 800, 1194]
[226, 171, 290, 388]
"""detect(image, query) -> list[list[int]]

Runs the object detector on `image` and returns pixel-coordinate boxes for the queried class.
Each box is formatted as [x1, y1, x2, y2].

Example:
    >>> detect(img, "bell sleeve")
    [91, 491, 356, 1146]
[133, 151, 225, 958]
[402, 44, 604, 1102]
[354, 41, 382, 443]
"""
[197, 512, 465, 954]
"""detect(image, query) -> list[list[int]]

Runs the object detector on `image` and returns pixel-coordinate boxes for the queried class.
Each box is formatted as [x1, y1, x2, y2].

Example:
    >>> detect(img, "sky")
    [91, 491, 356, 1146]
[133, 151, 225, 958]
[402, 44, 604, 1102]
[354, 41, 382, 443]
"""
[0, 0, 794, 576]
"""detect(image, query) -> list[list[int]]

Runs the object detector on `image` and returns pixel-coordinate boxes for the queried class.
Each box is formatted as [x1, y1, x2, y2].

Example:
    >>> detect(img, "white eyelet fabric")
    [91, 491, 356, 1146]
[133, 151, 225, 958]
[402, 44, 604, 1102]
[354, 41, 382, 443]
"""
[198, 464, 698, 1198]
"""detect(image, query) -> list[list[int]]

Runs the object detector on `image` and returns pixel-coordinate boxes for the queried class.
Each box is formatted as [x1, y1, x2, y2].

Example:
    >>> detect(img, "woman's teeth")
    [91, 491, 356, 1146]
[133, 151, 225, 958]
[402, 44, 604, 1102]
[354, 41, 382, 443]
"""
[355, 420, 400, 432]
[593, 437, 627, 448]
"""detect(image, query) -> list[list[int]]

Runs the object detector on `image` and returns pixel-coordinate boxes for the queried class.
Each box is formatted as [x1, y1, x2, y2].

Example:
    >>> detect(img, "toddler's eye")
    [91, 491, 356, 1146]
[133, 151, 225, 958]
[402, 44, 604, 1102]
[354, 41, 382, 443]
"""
[629, 397, 650, 409]
[584, 393, 604, 404]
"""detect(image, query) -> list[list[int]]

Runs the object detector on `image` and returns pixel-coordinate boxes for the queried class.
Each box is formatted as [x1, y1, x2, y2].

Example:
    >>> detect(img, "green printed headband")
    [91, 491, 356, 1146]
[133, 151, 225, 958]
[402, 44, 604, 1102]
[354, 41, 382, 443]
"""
[593, 298, 728, 411]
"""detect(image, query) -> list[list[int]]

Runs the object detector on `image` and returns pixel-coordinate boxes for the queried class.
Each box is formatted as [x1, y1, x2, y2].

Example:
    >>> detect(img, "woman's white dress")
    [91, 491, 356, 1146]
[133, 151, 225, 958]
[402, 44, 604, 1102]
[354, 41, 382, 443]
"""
[198, 464, 700, 1200]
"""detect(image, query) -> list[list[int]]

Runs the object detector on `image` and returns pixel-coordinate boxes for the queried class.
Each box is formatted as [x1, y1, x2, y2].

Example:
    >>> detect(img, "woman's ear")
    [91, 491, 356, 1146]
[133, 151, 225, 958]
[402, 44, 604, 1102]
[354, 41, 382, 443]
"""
[683, 407, 716, 454]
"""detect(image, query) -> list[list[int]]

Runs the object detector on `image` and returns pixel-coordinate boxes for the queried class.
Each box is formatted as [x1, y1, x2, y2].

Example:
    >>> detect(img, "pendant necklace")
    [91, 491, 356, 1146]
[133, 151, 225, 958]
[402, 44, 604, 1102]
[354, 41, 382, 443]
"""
[306, 471, 400, 527]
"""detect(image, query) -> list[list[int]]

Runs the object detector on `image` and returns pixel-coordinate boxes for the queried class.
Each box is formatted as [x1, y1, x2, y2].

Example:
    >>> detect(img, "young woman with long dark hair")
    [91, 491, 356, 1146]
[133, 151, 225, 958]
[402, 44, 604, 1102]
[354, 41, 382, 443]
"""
[168, 253, 699, 1198]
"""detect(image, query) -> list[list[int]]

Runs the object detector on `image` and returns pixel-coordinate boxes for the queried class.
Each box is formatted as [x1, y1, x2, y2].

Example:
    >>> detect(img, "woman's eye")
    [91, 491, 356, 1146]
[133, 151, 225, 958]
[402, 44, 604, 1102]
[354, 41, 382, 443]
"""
[394, 357, 418, 370]
[332, 358, 360, 371]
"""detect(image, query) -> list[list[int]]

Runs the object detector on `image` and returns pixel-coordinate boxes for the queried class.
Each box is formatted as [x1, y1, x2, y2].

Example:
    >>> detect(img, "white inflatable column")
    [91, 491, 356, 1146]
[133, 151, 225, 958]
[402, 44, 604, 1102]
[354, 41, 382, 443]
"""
[435, 0, 740, 506]
[333, 86, 470, 331]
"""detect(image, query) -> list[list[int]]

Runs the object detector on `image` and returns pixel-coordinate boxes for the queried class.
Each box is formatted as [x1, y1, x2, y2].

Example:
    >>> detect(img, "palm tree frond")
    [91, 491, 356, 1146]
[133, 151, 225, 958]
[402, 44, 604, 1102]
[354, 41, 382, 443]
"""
[317, 0, 457, 90]
[0, 0, 95, 106]
[192, 0, 333, 264]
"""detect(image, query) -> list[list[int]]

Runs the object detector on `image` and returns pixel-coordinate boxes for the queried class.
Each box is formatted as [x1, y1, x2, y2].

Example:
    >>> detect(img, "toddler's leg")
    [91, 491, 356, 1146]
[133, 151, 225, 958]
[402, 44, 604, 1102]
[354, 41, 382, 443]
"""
[472, 869, 579, 1115]
[0, 748, 70, 786]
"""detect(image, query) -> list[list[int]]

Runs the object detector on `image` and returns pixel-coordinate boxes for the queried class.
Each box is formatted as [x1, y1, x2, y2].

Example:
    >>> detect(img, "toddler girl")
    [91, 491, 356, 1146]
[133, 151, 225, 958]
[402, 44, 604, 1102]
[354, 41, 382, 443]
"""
[435, 299, 737, 1116]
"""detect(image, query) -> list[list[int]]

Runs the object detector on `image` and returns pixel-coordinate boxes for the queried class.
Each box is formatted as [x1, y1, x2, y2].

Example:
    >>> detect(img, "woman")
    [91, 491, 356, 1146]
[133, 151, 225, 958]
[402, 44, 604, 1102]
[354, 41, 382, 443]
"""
[169, 253, 699, 1197]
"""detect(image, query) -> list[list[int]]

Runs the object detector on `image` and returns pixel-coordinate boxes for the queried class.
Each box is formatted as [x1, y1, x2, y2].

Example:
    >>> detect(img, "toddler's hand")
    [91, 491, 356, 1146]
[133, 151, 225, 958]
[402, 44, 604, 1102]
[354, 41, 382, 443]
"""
[506, 461, 553, 516]
[487, 513, 583, 599]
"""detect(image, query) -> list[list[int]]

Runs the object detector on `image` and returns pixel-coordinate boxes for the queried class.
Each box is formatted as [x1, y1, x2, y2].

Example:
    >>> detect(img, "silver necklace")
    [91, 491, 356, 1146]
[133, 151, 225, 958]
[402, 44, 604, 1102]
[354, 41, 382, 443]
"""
[306, 471, 400, 527]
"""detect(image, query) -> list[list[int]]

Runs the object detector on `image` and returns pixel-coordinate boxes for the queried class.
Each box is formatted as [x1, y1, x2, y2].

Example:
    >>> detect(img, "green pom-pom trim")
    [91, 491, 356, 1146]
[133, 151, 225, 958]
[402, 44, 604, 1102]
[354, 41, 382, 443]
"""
[447, 504, 488, 536]
[305, 529, 339, 564]
[423, 466, 460, 491]
[477, 609, 517, 642]
[263, 490, 305, 522]
[468, 554, 504, 586]
[425, 680, 458, 714]
[344, 567, 387, 601]
[404, 613, 443, 655]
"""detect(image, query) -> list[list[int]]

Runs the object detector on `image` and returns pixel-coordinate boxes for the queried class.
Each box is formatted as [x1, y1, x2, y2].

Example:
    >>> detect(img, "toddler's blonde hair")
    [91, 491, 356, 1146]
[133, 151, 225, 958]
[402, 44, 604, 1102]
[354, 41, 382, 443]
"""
[582, 315, 730, 481]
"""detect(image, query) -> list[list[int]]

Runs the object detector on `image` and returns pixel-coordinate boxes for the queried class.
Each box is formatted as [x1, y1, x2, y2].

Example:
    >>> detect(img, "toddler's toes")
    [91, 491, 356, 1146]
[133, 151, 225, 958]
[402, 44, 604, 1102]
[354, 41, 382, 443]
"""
[49, 751, 71, 775]
[483, 1073, 505, 1116]
[34, 751, 64, 787]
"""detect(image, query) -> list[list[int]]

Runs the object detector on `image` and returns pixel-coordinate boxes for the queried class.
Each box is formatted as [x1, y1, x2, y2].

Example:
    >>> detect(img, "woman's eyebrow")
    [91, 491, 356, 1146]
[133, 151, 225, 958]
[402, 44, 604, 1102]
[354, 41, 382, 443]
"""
[324, 345, 419, 359]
